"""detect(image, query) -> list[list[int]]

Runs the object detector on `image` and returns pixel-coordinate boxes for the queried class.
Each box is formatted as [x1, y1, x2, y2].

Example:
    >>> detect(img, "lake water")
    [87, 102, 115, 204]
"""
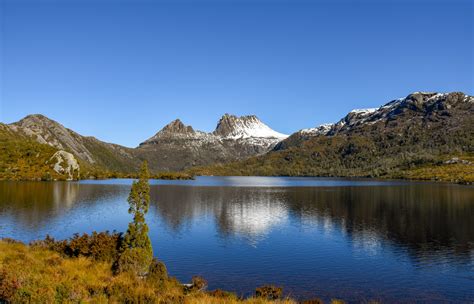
[1, 177, 473, 302]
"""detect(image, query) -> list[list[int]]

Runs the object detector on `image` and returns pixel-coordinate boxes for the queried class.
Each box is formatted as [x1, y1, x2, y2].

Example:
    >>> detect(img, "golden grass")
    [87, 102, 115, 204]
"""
[0, 241, 297, 303]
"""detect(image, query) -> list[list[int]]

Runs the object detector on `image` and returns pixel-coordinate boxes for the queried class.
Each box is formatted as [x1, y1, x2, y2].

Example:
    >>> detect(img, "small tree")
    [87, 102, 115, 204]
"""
[117, 161, 153, 275]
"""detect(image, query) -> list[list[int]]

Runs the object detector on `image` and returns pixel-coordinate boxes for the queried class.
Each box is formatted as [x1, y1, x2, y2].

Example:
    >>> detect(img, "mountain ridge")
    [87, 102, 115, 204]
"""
[1, 91, 472, 182]
[275, 91, 473, 150]
[191, 91, 474, 183]
[136, 114, 288, 171]
[3, 112, 288, 174]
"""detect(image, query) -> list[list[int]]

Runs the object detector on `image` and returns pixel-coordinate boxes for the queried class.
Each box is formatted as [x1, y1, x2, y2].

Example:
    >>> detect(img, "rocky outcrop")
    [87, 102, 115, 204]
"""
[48, 150, 80, 180]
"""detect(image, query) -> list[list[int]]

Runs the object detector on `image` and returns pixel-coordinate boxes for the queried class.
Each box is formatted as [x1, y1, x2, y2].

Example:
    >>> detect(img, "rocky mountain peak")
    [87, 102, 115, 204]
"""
[16, 114, 60, 127]
[159, 119, 195, 134]
[9, 114, 98, 164]
[140, 119, 199, 146]
[213, 114, 287, 139]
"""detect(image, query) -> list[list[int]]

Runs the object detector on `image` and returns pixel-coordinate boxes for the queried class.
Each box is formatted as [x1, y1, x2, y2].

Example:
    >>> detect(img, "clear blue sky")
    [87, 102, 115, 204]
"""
[1, 0, 473, 147]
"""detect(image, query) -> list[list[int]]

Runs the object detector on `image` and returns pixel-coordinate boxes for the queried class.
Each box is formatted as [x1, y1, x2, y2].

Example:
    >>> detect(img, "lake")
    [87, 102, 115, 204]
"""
[0, 177, 473, 302]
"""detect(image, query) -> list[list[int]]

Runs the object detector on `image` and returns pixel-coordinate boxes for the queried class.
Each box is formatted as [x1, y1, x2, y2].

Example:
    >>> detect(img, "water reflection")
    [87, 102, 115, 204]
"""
[283, 185, 474, 262]
[0, 182, 79, 227]
[0, 181, 128, 231]
[2, 181, 472, 261]
[149, 185, 474, 262]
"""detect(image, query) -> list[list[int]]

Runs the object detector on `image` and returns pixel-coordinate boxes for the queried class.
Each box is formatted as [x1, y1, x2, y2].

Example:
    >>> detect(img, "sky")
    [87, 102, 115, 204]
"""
[1, 0, 473, 147]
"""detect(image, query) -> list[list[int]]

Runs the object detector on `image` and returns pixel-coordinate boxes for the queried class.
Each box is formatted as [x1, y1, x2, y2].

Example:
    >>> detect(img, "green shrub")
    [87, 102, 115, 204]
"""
[147, 258, 168, 284]
[116, 247, 154, 276]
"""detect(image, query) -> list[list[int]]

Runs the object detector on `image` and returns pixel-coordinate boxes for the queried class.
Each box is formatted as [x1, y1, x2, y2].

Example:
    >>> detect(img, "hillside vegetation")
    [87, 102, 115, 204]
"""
[0, 124, 68, 181]
[191, 92, 474, 184]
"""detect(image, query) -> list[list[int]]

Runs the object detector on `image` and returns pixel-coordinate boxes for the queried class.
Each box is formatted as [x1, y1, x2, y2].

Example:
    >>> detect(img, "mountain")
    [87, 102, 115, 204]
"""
[8, 114, 140, 173]
[136, 114, 288, 171]
[1, 113, 287, 178]
[192, 92, 474, 183]
[213, 114, 287, 139]
[276, 92, 473, 150]
[2, 91, 472, 182]
[0, 122, 80, 180]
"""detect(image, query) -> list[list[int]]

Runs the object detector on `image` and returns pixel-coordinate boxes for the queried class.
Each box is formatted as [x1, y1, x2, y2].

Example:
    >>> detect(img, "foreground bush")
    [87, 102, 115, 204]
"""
[256, 285, 283, 300]
[31, 231, 123, 263]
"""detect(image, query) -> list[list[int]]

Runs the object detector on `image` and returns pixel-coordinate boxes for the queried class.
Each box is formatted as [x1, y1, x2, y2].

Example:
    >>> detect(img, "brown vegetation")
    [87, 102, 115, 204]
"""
[0, 239, 300, 303]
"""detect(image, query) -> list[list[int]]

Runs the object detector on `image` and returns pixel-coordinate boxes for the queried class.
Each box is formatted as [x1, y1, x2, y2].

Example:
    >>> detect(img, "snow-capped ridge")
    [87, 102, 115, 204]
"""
[141, 114, 288, 148]
[213, 114, 288, 139]
[300, 123, 333, 136]
[350, 108, 378, 115]
[294, 91, 472, 139]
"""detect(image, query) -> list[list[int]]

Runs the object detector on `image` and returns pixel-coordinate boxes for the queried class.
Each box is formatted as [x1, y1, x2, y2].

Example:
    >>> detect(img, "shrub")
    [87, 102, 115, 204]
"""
[31, 231, 123, 263]
[191, 276, 207, 291]
[184, 276, 208, 293]
[0, 269, 19, 303]
[115, 247, 153, 276]
[208, 289, 237, 299]
[147, 258, 168, 284]
[255, 285, 283, 300]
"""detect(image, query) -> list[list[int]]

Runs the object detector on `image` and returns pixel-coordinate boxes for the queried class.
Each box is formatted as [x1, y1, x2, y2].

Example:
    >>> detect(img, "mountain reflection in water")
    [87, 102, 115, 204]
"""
[151, 185, 473, 261]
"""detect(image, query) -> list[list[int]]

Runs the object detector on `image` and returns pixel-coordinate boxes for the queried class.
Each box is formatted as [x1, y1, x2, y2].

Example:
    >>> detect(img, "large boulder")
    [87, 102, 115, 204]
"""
[48, 150, 80, 180]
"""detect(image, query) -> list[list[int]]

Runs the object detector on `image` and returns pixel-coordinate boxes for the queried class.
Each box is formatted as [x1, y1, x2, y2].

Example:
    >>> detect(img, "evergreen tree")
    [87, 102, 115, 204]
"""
[117, 161, 153, 275]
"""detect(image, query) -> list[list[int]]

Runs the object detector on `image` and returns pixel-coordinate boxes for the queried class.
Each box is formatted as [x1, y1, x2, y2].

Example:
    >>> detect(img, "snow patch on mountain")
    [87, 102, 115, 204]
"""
[214, 114, 288, 139]
[349, 108, 378, 115]
[300, 123, 333, 136]
[292, 92, 473, 140]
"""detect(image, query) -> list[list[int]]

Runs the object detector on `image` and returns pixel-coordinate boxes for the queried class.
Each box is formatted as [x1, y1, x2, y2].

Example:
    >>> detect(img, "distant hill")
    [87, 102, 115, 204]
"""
[191, 92, 474, 183]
